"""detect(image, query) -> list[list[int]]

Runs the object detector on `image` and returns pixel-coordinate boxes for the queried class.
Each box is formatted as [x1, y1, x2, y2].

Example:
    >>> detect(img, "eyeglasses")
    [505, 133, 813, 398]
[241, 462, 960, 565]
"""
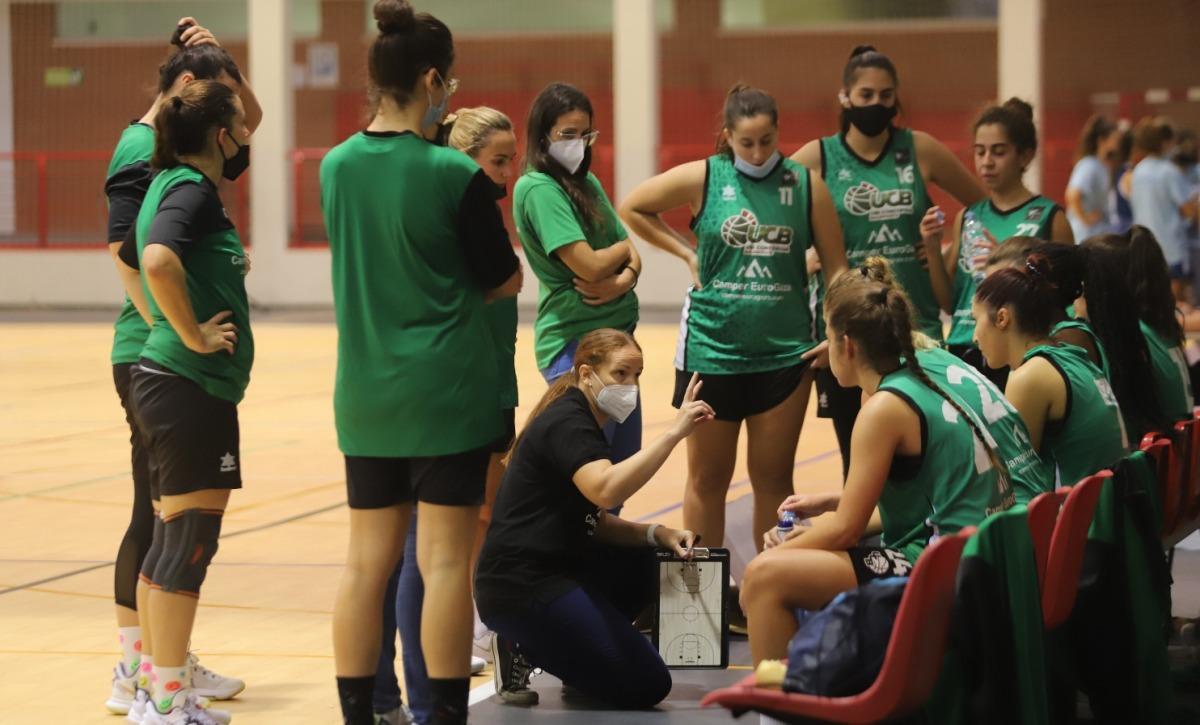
[550, 128, 600, 146]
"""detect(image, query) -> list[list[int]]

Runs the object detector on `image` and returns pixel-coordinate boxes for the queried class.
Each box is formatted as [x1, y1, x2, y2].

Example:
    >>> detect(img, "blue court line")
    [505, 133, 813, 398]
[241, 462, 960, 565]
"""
[634, 448, 840, 522]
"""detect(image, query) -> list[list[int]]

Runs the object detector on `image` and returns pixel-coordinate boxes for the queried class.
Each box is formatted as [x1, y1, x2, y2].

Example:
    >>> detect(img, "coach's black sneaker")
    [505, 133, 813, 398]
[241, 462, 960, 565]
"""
[490, 635, 538, 706]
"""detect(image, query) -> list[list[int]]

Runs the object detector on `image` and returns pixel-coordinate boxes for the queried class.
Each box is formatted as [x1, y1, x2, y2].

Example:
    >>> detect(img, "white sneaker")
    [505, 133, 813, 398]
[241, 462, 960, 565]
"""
[374, 705, 415, 725]
[471, 655, 487, 675]
[106, 661, 138, 714]
[126, 688, 150, 723]
[142, 692, 231, 725]
[188, 653, 245, 700]
[473, 627, 494, 664]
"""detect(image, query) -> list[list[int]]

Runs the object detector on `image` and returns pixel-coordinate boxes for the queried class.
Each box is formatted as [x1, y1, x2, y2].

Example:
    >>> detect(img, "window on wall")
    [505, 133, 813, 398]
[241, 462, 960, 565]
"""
[720, 0, 997, 28]
[363, 0, 675, 35]
[55, 1, 322, 42]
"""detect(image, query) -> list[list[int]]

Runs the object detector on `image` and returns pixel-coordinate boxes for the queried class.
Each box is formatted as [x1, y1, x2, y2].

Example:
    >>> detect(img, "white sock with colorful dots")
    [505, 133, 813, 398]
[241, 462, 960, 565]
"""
[118, 626, 142, 672]
[152, 663, 191, 714]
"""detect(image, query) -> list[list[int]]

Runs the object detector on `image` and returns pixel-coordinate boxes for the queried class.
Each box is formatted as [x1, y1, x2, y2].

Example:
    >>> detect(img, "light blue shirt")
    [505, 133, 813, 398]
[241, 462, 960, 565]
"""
[1131, 157, 1192, 268]
[1066, 155, 1111, 242]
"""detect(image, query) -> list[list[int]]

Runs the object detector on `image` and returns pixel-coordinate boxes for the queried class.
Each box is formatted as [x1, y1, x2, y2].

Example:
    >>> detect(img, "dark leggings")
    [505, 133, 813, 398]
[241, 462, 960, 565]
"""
[112, 363, 157, 610]
[478, 547, 670, 710]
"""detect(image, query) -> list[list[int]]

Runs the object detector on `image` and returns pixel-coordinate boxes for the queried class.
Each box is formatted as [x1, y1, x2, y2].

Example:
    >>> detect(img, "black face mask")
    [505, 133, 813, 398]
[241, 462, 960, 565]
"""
[845, 103, 898, 137]
[494, 182, 508, 200]
[220, 131, 250, 181]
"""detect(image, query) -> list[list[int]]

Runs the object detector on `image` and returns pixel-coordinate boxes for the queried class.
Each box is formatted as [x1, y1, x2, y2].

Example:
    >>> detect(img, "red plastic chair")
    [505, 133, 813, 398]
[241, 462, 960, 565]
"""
[701, 527, 974, 724]
[1139, 433, 1178, 537]
[1175, 413, 1200, 524]
[1041, 472, 1109, 630]
[1028, 490, 1065, 587]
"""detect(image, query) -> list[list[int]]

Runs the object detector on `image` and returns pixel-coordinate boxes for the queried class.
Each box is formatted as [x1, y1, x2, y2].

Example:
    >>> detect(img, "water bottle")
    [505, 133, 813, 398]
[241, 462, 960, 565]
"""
[775, 510, 796, 540]
[961, 211, 988, 282]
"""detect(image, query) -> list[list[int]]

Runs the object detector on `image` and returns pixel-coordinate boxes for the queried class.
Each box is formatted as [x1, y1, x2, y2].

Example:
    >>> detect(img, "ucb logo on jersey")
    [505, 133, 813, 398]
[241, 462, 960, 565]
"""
[843, 181, 914, 222]
[720, 209, 793, 257]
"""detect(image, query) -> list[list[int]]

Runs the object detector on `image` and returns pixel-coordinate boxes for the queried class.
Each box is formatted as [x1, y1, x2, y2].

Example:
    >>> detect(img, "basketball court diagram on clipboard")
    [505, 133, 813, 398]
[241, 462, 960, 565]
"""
[654, 549, 729, 669]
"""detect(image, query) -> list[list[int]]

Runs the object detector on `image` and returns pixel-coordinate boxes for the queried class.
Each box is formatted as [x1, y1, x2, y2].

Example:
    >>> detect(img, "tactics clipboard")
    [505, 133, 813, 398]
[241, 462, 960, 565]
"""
[651, 547, 730, 670]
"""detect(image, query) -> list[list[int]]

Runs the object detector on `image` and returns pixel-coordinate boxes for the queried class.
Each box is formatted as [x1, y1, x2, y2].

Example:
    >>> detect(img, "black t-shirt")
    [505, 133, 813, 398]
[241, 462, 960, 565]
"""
[475, 387, 611, 609]
[118, 178, 229, 268]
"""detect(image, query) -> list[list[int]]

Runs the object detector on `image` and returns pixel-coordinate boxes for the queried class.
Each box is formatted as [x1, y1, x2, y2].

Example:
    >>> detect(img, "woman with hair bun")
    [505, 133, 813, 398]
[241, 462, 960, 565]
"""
[791, 44, 986, 479]
[321, 2, 522, 723]
[921, 97, 1072, 388]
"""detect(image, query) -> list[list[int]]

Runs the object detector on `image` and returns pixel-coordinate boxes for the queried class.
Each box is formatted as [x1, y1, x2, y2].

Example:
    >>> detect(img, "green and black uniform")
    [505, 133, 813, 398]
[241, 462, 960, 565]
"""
[1140, 321, 1193, 422]
[321, 131, 519, 508]
[671, 154, 816, 421]
[1023, 342, 1127, 487]
[513, 170, 638, 371]
[104, 120, 156, 610]
[917, 346, 1053, 503]
[1050, 318, 1110, 379]
[124, 165, 252, 494]
[814, 129, 934, 476]
[873, 367, 1010, 566]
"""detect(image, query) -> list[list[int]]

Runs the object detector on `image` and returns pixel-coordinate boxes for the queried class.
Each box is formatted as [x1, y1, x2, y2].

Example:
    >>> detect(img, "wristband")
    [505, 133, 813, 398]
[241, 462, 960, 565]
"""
[645, 523, 660, 547]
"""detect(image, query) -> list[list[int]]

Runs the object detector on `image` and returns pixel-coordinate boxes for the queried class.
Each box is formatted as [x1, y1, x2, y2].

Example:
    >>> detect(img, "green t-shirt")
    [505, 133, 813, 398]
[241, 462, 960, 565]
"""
[876, 367, 1011, 563]
[107, 123, 155, 365]
[947, 196, 1060, 347]
[819, 128, 938, 339]
[136, 166, 253, 403]
[513, 171, 638, 369]
[322, 131, 504, 456]
[917, 347, 1053, 503]
[1024, 342, 1128, 487]
[488, 297, 519, 410]
[676, 154, 816, 373]
[1140, 320, 1192, 422]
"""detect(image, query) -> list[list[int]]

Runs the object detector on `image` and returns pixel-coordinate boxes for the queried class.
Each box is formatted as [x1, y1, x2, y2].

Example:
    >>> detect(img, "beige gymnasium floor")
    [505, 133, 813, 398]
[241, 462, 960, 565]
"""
[0, 319, 844, 724]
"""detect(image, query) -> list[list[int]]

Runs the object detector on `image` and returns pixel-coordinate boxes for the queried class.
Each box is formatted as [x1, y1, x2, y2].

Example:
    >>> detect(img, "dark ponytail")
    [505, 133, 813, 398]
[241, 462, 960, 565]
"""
[974, 254, 1061, 338]
[157, 28, 242, 93]
[152, 80, 238, 170]
[716, 83, 778, 156]
[839, 45, 902, 133]
[1075, 114, 1117, 160]
[1092, 226, 1183, 344]
[827, 278, 1012, 500]
[368, 0, 454, 109]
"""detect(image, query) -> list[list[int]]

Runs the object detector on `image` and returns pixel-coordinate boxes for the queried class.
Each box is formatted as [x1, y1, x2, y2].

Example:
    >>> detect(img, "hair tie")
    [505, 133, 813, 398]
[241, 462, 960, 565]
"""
[859, 266, 871, 278]
[1025, 261, 1042, 279]
[171, 96, 184, 110]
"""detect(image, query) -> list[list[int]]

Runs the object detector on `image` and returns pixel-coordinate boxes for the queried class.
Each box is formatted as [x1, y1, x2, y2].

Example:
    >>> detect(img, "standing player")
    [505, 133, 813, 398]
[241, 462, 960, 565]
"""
[118, 79, 254, 724]
[514, 82, 642, 470]
[321, 3, 522, 724]
[619, 84, 847, 552]
[104, 17, 258, 718]
[920, 98, 1072, 386]
[791, 45, 985, 478]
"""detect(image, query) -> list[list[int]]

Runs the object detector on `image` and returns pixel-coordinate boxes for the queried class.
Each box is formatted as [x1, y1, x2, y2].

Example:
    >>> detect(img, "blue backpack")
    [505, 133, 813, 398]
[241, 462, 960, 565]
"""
[783, 577, 908, 696]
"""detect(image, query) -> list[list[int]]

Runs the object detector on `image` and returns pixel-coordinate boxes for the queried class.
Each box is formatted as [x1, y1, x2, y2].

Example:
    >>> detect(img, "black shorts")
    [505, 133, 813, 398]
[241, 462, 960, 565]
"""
[814, 366, 862, 421]
[848, 546, 912, 583]
[947, 344, 1010, 391]
[113, 363, 159, 501]
[488, 408, 516, 455]
[672, 361, 811, 422]
[345, 446, 490, 509]
[130, 361, 241, 496]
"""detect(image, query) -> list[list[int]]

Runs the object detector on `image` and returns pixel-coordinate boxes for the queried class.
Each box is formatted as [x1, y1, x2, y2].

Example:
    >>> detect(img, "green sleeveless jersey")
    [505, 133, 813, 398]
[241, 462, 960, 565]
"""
[136, 166, 253, 404]
[107, 123, 155, 365]
[677, 155, 815, 373]
[323, 131, 504, 456]
[1050, 318, 1110, 379]
[1024, 343, 1128, 487]
[1140, 321, 1192, 422]
[820, 128, 938, 339]
[876, 367, 1012, 563]
[947, 196, 1060, 347]
[917, 347, 1053, 502]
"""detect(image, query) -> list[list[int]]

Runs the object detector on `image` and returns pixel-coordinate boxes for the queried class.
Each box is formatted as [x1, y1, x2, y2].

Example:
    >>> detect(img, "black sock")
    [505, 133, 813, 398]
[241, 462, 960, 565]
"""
[429, 677, 469, 725]
[336, 675, 375, 725]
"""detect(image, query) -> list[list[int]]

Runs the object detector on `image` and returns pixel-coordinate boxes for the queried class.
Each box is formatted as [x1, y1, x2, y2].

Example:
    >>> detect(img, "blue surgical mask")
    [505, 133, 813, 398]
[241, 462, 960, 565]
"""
[422, 72, 451, 132]
[733, 150, 780, 179]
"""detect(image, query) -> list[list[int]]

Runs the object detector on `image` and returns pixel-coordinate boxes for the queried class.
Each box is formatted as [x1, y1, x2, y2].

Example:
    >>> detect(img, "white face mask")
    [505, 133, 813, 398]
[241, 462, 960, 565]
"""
[588, 373, 638, 424]
[733, 149, 781, 179]
[547, 138, 587, 174]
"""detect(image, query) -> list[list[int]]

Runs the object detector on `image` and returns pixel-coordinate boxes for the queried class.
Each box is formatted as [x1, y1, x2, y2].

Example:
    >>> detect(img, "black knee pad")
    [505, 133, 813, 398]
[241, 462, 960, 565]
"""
[151, 509, 223, 596]
[138, 516, 165, 587]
